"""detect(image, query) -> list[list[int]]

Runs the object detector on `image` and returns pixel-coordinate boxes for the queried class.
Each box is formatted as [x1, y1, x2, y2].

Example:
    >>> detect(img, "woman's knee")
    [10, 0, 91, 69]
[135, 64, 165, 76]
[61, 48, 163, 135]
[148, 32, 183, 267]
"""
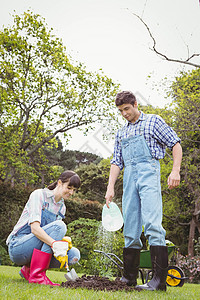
[54, 220, 67, 236]
[68, 247, 80, 265]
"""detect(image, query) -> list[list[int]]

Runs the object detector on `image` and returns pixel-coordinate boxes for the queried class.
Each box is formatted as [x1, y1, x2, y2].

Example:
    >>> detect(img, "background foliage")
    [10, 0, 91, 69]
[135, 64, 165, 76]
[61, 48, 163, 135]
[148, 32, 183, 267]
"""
[0, 10, 119, 186]
[0, 10, 199, 283]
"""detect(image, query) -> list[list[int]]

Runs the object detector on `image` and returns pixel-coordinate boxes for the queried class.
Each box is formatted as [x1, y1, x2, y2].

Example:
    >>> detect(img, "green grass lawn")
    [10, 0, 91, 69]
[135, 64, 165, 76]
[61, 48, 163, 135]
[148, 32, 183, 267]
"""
[0, 266, 199, 300]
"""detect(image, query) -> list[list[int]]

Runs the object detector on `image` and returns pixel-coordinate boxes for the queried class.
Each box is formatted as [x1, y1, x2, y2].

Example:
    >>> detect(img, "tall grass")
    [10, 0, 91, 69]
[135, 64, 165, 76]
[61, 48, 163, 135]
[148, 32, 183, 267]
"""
[0, 266, 199, 300]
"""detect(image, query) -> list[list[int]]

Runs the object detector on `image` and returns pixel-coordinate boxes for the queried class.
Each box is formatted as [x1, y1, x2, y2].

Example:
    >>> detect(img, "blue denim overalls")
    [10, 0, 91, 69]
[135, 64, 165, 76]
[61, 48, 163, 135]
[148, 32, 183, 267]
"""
[121, 120, 166, 249]
[8, 192, 80, 267]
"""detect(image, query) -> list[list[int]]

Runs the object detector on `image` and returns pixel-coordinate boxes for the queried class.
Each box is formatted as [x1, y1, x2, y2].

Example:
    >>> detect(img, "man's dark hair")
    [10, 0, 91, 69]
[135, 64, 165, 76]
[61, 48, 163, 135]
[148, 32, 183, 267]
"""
[115, 91, 136, 107]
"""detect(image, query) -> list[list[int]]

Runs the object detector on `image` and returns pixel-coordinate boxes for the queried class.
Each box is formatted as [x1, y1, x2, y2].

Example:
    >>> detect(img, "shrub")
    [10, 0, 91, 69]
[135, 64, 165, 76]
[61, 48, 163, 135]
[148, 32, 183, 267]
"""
[91, 226, 124, 277]
[66, 218, 100, 273]
[64, 197, 102, 224]
[66, 218, 124, 276]
[0, 243, 13, 266]
[0, 183, 32, 243]
[0, 183, 102, 250]
[177, 253, 200, 283]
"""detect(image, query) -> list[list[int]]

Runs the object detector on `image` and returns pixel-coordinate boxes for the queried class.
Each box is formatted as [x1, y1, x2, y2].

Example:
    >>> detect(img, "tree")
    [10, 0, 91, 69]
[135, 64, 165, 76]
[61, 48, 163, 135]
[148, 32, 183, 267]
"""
[126, 11, 200, 255]
[59, 150, 102, 170]
[0, 11, 119, 185]
[75, 158, 123, 204]
[75, 162, 107, 203]
[140, 97, 200, 256]
[151, 69, 200, 256]
[169, 68, 200, 256]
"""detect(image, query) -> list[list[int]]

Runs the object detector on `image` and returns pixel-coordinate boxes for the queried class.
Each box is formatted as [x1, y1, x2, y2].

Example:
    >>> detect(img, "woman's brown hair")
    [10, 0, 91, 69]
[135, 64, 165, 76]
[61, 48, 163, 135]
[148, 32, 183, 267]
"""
[47, 170, 81, 190]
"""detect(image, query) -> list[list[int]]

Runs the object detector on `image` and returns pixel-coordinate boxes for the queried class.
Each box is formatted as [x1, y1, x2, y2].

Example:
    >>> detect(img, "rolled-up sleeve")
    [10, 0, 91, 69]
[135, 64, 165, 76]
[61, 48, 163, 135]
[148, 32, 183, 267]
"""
[110, 130, 124, 170]
[153, 115, 181, 150]
[27, 189, 44, 224]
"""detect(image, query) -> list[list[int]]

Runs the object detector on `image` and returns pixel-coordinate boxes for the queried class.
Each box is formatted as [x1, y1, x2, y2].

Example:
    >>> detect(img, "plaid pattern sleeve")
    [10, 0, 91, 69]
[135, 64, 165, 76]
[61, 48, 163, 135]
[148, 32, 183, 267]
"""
[110, 129, 124, 170]
[151, 115, 180, 150]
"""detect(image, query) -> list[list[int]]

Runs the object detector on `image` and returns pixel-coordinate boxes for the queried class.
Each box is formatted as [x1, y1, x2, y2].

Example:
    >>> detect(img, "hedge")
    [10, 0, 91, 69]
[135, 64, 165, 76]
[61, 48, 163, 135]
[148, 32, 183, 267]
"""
[0, 183, 102, 256]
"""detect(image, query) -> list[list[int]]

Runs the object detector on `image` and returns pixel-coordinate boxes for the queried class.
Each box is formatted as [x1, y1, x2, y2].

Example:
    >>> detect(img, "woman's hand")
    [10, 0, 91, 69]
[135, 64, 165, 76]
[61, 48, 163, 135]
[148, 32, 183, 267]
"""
[51, 240, 69, 269]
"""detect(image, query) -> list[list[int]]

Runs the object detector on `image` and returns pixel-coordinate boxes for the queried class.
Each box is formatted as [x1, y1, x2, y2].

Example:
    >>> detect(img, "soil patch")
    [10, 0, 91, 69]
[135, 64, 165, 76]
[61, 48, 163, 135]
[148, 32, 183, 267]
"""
[61, 275, 141, 292]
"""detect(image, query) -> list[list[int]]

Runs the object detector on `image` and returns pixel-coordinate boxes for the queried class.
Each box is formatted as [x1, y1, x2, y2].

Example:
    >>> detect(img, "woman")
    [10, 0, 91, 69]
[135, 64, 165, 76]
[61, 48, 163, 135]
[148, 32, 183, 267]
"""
[6, 170, 81, 286]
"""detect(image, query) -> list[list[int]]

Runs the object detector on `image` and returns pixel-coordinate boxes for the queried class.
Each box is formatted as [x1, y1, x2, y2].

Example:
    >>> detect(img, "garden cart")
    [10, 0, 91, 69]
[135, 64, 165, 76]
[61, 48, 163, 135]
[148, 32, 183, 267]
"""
[94, 245, 187, 287]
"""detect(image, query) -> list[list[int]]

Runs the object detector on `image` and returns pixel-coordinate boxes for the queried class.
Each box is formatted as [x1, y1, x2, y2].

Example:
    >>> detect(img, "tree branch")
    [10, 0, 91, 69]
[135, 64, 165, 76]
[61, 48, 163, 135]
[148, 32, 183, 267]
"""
[127, 10, 200, 68]
[163, 213, 190, 226]
[26, 119, 96, 157]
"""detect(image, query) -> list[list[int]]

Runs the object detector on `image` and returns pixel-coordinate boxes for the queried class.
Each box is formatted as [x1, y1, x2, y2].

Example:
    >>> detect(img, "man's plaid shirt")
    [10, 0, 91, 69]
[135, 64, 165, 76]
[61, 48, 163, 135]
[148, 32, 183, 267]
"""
[111, 111, 180, 170]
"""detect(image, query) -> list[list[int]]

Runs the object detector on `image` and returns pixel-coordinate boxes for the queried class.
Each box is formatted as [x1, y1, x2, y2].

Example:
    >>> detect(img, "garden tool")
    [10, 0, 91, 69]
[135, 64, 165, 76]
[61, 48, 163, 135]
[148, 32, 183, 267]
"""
[102, 202, 123, 231]
[63, 237, 79, 281]
[64, 261, 79, 282]
[52, 236, 79, 282]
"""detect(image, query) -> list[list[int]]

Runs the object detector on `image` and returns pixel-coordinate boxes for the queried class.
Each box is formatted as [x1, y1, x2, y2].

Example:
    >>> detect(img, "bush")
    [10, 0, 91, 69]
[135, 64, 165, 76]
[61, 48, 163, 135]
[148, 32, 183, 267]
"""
[91, 226, 124, 277]
[0, 183, 103, 250]
[177, 253, 200, 283]
[0, 183, 32, 243]
[64, 197, 102, 224]
[0, 243, 13, 266]
[66, 218, 124, 276]
[66, 218, 100, 273]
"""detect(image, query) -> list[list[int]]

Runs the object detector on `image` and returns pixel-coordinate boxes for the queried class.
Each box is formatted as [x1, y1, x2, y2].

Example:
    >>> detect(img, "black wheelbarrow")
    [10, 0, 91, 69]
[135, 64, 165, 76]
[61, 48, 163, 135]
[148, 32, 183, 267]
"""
[94, 246, 187, 287]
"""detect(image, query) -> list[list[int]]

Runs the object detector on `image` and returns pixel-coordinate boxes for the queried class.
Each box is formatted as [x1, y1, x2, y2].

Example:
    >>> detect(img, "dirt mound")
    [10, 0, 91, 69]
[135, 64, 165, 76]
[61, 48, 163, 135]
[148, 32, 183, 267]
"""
[61, 275, 141, 292]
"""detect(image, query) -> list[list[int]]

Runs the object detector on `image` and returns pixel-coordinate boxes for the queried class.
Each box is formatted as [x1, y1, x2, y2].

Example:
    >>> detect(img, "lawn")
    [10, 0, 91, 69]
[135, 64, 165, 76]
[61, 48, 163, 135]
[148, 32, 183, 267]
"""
[0, 266, 199, 300]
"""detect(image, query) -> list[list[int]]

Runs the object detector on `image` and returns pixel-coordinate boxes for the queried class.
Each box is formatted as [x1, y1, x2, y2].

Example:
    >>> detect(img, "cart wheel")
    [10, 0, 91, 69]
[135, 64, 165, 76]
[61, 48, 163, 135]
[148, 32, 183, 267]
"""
[166, 266, 185, 287]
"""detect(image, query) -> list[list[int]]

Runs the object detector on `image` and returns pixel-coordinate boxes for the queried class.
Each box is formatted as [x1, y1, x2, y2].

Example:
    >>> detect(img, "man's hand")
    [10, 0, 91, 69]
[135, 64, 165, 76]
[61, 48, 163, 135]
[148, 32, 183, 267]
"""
[105, 186, 115, 208]
[168, 142, 182, 189]
[105, 164, 120, 208]
[167, 170, 180, 189]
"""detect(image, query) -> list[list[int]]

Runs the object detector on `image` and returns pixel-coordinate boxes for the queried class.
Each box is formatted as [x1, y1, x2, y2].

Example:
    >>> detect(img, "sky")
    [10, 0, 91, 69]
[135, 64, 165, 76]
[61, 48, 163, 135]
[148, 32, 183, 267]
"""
[1, 0, 200, 158]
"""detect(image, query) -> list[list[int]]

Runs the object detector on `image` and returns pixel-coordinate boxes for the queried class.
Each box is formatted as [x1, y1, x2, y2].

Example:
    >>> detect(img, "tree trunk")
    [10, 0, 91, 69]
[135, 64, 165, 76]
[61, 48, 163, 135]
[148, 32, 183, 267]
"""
[188, 218, 196, 256]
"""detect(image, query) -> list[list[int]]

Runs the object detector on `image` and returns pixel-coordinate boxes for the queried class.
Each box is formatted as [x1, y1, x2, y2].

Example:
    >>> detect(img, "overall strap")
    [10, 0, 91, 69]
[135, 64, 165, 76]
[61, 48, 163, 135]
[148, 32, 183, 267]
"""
[58, 204, 64, 219]
[42, 189, 64, 219]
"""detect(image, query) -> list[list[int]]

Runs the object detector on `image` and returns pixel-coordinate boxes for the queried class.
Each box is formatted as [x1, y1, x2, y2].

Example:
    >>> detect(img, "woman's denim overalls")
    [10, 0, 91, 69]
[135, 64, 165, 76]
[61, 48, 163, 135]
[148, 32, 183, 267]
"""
[121, 120, 166, 249]
[8, 192, 80, 267]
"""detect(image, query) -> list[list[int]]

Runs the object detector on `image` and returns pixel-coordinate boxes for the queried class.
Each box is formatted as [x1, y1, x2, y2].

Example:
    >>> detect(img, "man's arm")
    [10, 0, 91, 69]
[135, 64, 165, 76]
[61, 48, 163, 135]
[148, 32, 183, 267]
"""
[167, 142, 182, 189]
[105, 164, 121, 208]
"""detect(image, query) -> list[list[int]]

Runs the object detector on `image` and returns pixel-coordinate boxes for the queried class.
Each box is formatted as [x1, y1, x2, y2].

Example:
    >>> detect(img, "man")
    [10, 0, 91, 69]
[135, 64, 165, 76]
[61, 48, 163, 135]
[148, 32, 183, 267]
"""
[105, 91, 182, 291]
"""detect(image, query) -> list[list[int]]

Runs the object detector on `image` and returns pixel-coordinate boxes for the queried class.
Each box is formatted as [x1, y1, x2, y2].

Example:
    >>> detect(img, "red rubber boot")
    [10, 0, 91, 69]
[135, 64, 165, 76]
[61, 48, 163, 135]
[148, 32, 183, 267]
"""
[29, 248, 60, 286]
[19, 265, 30, 280]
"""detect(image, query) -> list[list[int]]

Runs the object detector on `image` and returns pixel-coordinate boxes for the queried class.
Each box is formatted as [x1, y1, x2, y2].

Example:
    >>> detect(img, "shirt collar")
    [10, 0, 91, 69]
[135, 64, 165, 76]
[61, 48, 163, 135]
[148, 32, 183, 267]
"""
[43, 188, 64, 204]
[127, 111, 146, 126]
